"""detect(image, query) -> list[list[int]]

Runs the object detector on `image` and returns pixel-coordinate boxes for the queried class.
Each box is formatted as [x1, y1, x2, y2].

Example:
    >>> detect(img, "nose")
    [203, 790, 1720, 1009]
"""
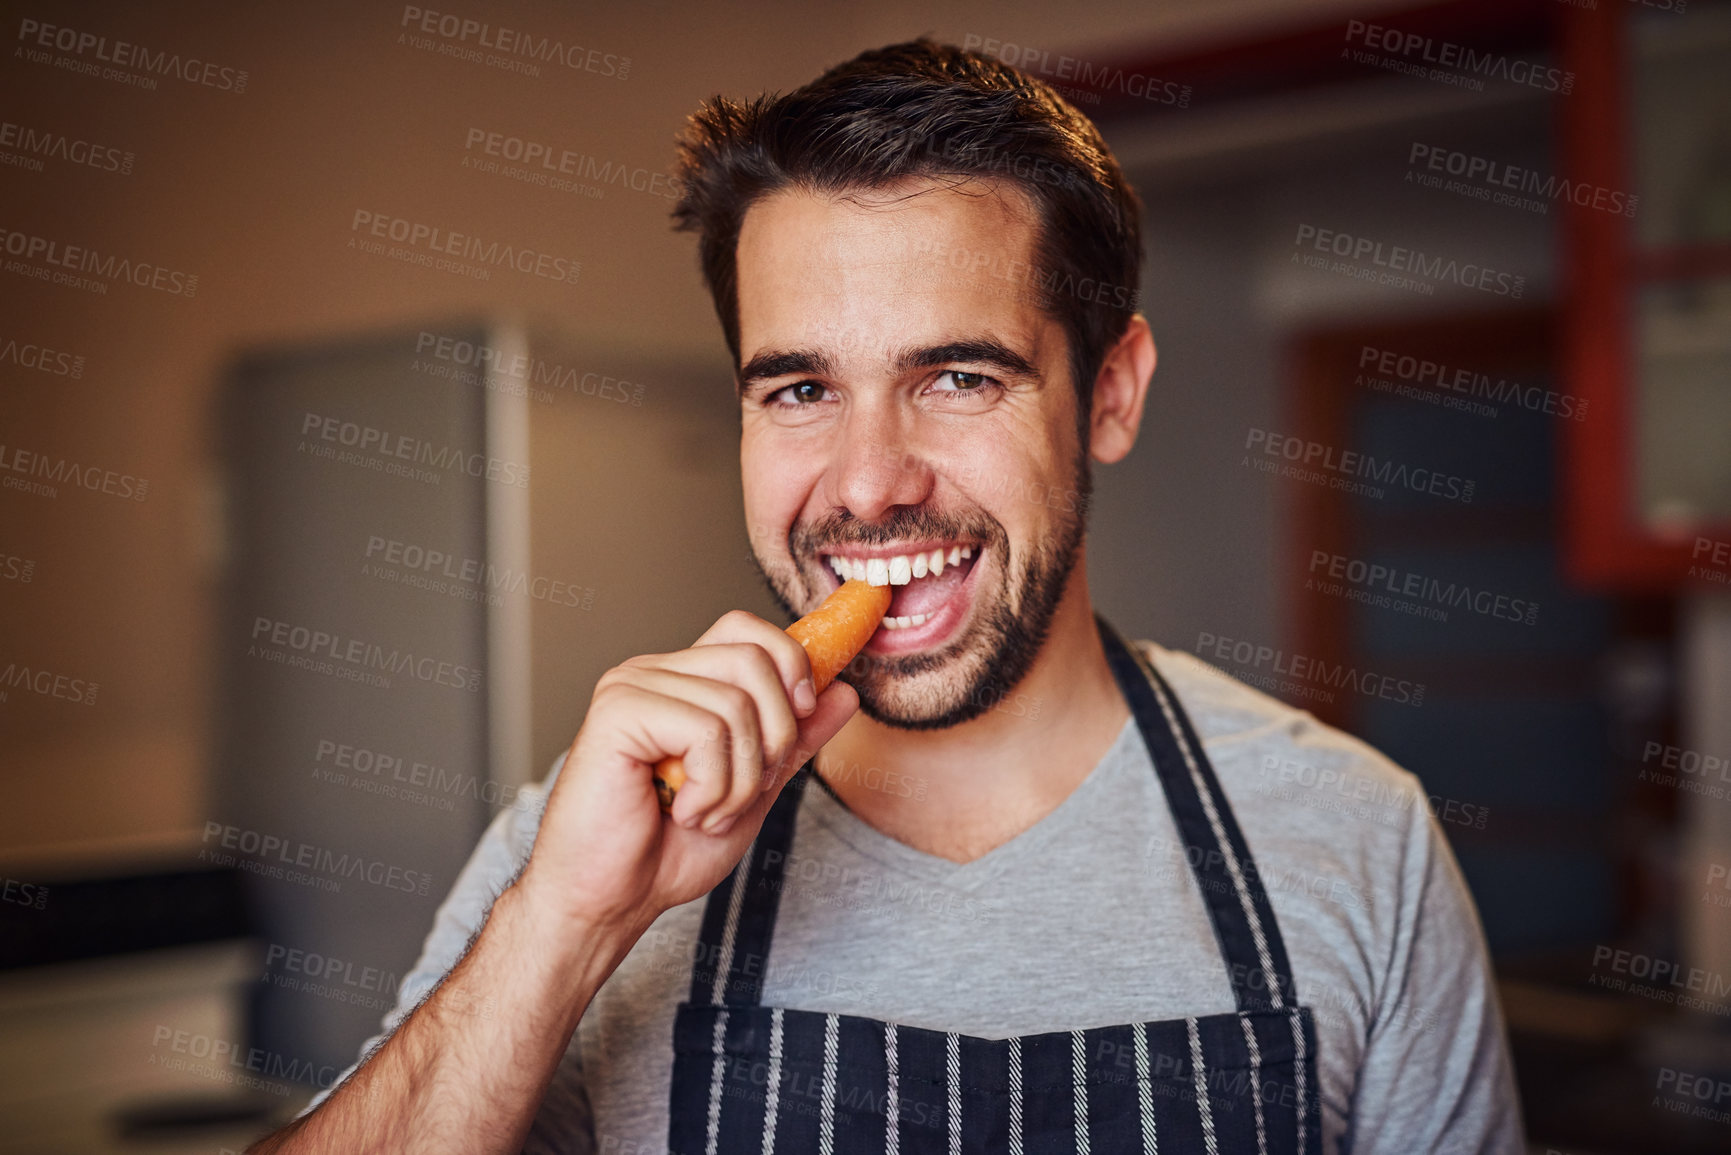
[828, 396, 934, 522]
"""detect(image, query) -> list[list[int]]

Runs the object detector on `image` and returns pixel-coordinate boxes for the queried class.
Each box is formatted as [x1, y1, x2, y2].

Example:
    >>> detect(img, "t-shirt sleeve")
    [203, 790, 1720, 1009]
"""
[299, 755, 597, 1152]
[1343, 796, 1524, 1153]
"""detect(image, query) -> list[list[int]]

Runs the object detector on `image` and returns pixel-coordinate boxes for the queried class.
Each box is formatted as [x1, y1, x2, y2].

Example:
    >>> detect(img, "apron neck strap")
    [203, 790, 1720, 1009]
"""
[686, 765, 810, 1007]
[1097, 615, 1297, 1013]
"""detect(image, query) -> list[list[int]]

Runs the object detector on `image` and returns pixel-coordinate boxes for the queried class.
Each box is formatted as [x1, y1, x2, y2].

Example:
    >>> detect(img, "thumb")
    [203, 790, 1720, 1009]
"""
[722, 682, 859, 840]
[798, 679, 859, 756]
[770, 679, 858, 787]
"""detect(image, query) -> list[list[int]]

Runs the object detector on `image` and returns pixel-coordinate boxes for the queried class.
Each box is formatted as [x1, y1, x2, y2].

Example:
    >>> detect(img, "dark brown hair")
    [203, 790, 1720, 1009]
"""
[671, 38, 1143, 428]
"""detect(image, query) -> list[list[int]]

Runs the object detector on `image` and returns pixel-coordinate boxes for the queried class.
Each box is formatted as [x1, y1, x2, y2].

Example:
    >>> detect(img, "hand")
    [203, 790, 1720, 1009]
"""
[515, 610, 859, 939]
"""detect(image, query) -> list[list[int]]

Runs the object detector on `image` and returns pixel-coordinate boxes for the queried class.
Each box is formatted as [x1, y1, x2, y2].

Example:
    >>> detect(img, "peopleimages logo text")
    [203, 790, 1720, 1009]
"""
[299, 411, 530, 488]
[0, 227, 197, 296]
[398, 6, 629, 79]
[148, 1027, 328, 1095]
[249, 615, 484, 693]
[1293, 225, 1523, 298]
[264, 942, 400, 1001]
[1408, 143, 1635, 218]
[0, 442, 148, 501]
[414, 332, 645, 405]
[0, 660, 98, 705]
[16, 17, 249, 92]
[462, 129, 675, 199]
[1358, 344, 1586, 421]
[1245, 428, 1475, 503]
[1195, 632, 1426, 707]
[960, 33, 1191, 107]
[201, 821, 433, 896]
[0, 120, 134, 174]
[1343, 19, 1572, 94]
[349, 211, 579, 285]
[0, 335, 85, 378]
[1692, 536, 1731, 587]
[1308, 550, 1539, 626]
[365, 535, 594, 610]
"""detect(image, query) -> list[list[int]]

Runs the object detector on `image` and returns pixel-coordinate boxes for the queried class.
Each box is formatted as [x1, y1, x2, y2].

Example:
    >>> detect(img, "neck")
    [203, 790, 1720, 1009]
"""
[813, 550, 1130, 863]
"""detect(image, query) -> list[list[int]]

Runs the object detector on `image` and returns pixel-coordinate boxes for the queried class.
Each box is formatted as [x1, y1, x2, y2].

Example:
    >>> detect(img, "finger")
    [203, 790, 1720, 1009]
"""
[668, 680, 860, 863]
[719, 683, 857, 836]
[609, 666, 763, 831]
[691, 610, 818, 717]
[623, 643, 801, 773]
[584, 680, 737, 823]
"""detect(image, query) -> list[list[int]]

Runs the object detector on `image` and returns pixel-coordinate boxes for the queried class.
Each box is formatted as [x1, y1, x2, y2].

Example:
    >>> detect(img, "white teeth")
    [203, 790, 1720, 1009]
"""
[826, 547, 974, 587]
[878, 611, 932, 631]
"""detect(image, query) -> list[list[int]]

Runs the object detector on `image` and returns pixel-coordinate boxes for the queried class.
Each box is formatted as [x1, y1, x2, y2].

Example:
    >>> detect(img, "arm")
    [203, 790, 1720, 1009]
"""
[252, 880, 645, 1153]
[249, 611, 860, 1154]
[1343, 800, 1525, 1154]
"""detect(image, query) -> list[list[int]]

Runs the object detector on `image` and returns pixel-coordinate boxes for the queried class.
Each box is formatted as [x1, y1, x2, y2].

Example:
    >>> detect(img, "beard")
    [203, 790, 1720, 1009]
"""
[752, 449, 1092, 731]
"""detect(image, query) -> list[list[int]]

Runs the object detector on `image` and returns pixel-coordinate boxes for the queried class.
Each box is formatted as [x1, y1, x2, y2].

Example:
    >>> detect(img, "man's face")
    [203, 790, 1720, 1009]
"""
[735, 177, 1090, 730]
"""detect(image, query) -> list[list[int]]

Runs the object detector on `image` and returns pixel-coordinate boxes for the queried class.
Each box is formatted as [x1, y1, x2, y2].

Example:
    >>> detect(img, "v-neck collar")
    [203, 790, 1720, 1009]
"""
[797, 714, 1142, 893]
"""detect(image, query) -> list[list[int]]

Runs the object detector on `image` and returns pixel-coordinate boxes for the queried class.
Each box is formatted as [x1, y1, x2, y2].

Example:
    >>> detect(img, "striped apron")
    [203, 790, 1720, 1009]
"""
[667, 619, 1324, 1154]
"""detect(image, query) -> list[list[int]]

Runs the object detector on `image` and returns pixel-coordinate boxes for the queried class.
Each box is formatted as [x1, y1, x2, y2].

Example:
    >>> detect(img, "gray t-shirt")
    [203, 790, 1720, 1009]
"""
[314, 641, 1523, 1153]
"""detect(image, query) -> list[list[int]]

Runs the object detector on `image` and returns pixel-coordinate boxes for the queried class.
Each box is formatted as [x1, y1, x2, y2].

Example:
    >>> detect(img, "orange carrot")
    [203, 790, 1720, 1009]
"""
[787, 579, 895, 693]
[654, 580, 892, 810]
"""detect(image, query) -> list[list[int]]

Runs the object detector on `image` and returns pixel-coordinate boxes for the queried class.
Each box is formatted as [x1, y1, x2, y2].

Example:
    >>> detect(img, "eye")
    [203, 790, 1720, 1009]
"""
[767, 380, 832, 408]
[929, 370, 1001, 396]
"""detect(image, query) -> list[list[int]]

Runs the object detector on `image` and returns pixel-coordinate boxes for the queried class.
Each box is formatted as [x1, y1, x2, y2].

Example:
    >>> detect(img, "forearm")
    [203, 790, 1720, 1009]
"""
[251, 879, 643, 1155]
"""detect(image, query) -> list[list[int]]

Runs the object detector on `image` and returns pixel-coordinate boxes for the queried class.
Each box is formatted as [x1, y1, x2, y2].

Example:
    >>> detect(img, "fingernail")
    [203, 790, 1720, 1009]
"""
[793, 678, 817, 715]
[708, 815, 736, 836]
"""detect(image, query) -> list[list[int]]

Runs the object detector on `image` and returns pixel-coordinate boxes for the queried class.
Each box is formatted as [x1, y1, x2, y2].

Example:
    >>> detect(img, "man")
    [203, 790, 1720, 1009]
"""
[256, 40, 1521, 1154]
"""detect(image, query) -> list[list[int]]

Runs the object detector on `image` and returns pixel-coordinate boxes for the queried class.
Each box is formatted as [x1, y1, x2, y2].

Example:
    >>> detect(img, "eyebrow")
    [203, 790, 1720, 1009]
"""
[895, 339, 1040, 380]
[738, 348, 836, 391]
[737, 337, 1040, 397]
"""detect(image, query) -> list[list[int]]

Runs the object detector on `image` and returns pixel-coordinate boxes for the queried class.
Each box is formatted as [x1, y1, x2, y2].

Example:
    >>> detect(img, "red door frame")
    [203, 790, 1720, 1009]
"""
[1559, 3, 1731, 589]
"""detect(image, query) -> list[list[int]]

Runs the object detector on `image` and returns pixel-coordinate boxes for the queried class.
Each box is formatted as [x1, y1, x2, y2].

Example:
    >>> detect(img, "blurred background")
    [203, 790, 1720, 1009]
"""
[1, 0, 1728, 1150]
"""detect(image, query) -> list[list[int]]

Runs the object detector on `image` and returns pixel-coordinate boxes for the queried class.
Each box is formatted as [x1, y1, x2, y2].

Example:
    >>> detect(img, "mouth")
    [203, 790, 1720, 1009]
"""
[818, 540, 984, 653]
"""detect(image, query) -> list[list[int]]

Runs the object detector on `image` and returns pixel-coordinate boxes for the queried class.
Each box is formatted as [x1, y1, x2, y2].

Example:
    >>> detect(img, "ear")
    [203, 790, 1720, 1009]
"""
[1089, 315, 1156, 465]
